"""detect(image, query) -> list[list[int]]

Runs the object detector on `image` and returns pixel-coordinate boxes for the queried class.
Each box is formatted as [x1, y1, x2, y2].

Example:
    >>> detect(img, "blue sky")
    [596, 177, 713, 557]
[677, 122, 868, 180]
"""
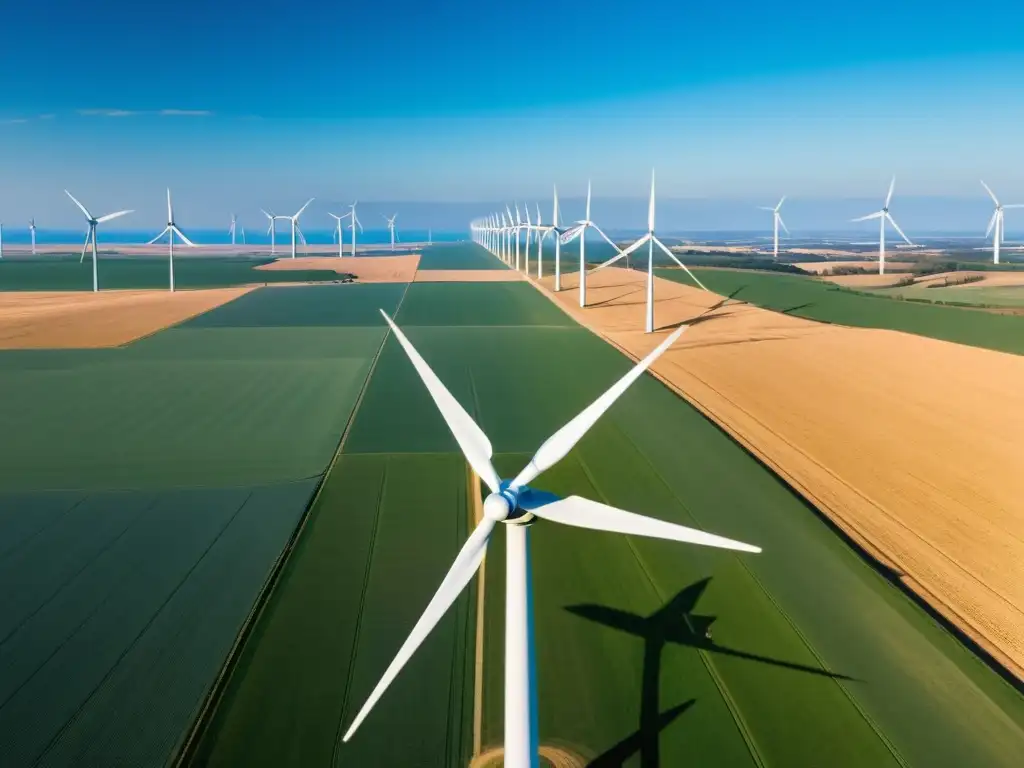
[2, 0, 1024, 231]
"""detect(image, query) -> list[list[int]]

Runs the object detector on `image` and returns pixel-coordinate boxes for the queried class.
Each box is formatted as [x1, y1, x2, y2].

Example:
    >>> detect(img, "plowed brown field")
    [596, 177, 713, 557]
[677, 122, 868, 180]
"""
[535, 267, 1024, 680]
[0, 288, 252, 348]
[254, 255, 420, 282]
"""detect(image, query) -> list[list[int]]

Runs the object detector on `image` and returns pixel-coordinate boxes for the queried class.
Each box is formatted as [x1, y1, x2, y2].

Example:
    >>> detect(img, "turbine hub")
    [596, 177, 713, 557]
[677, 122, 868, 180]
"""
[483, 492, 513, 522]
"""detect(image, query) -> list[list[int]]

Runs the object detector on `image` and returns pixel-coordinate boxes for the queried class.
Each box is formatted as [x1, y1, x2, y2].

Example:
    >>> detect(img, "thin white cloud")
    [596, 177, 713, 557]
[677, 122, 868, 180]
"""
[0, 117, 30, 125]
[158, 109, 212, 117]
[78, 108, 137, 117]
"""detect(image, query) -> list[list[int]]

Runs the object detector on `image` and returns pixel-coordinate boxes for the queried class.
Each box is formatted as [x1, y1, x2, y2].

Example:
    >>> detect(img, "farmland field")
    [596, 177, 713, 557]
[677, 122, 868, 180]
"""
[657, 266, 1024, 354]
[0, 284, 399, 767]
[878, 283, 1024, 307]
[189, 275, 1024, 767]
[417, 243, 507, 271]
[0, 256, 345, 291]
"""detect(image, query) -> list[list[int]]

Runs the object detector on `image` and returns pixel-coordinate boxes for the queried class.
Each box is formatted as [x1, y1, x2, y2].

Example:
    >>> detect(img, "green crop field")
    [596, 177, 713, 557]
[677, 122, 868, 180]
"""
[0, 256, 347, 291]
[657, 267, 1024, 355]
[416, 242, 507, 270]
[189, 275, 1024, 767]
[877, 283, 1024, 307]
[0, 284, 401, 767]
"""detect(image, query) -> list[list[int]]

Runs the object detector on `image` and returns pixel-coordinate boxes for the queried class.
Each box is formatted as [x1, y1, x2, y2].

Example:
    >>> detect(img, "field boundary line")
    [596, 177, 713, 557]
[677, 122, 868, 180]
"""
[525, 274, 1024, 690]
[172, 284, 412, 767]
[468, 464, 486, 759]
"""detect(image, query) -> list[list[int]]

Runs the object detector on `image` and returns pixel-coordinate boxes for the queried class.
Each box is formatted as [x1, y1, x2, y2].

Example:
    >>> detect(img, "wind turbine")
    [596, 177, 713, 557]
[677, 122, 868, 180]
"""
[593, 171, 708, 334]
[328, 212, 347, 257]
[851, 177, 912, 275]
[341, 202, 363, 256]
[65, 190, 133, 292]
[147, 189, 196, 292]
[385, 213, 399, 251]
[341, 312, 760, 767]
[524, 205, 533, 273]
[981, 181, 1024, 265]
[229, 213, 245, 246]
[534, 202, 550, 279]
[552, 186, 563, 291]
[0, 223, 4, 259]
[261, 209, 280, 255]
[29, 218, 36, 255]
[759, 197, 788, 259]
[514, 204, 523, 270]
[285, 198, 314, 259]
[558, 181, 623, 307]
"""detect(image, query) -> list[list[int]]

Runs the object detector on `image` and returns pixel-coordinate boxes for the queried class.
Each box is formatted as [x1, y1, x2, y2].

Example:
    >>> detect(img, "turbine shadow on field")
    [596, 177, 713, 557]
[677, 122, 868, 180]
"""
[568, 578, 855, 767]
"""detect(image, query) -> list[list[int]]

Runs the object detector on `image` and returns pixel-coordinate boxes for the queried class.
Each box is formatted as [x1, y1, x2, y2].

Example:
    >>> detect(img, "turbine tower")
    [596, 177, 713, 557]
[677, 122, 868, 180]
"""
[29, 218, 37, 255]
[341, 311, 761, 767]
[593, 171, 708, 333]
[759, 197, 788, 259]
[286, 198, 314, 259]
[147, 188, 197, 292]
[229, 213, 245, 246]
[851, 177, 912, 275]
[385, 213, 399, 251]
[552, 186, 563, 291]
[65, 190, 133, 292]
[981, 181, 1024, 265]
[328, 212, 347, 256]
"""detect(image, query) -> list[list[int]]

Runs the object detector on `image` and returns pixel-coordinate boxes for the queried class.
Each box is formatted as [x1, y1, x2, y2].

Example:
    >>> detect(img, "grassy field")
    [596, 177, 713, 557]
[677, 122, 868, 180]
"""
[657, 267, 1024, 355]
[0, 256, 347, 291]
[0, 284, 399, 767]
[188, 277, 1024, 767]
[878, 283, 1024, 307]
[417, 243, 508, 270]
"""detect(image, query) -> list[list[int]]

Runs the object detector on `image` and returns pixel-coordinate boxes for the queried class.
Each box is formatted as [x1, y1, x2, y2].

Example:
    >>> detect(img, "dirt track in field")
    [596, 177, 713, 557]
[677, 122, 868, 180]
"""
[0, 288, 253, 349]
[534, 267, 1024, 681]
[254, 255, 420, 282]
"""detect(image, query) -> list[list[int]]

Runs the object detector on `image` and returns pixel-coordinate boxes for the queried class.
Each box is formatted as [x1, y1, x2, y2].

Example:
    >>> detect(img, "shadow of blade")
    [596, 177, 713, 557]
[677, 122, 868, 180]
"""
[700, 643, 858, 682]
[587, 700, 695, 767]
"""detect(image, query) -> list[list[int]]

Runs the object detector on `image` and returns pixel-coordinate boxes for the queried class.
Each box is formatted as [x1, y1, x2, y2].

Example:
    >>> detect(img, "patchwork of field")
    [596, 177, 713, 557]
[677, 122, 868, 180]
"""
[255, 255, 420, 282]
[416, 242, 508, 271]
[0, 256, 345, 291]
[0, 287, 254, 349]
[797, 260, 916, 274]
[542, 267, 1024, 678]
[657, 266, 1024, 354]
[189, 275, 1024, 767]
[0, 284, 402, 766]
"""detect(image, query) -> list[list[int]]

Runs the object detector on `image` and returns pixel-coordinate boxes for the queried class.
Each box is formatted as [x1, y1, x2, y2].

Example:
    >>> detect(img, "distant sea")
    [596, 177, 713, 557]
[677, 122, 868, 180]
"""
[0, 229, 467, 246]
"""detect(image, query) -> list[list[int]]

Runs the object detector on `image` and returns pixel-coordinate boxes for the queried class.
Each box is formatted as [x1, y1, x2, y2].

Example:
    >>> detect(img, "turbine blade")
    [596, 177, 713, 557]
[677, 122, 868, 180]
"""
[648, 170, 656, 232]
[777, 214, 790, 235]
[173, 226, 197, 247]
[510, 324, 688, 490]
[532, 495, 761, 553]
[592, 233, 649, 272]
[65, 190, 92, 220]
[886, 213, 913, 245]
[552, 184, 559, 227]
[586, 180, 592, 221]
[166, 188, 173, 222]
[591, 224, 624, 254]
[986, 210, 998, 238]
[885, 176, 896, 208]
[379, 310, 501, 492]
[851, 212, 883, 222]
[776, 195, 786, 211]
[981, 180, 1000, 207]
[294, 197, 314, 220]
[654, 237, 708, 291]
[147, 226, 170, 245]
[97, 209, 133, 224]
[342, 517, 496, 742]
[261, 208, 273, 220]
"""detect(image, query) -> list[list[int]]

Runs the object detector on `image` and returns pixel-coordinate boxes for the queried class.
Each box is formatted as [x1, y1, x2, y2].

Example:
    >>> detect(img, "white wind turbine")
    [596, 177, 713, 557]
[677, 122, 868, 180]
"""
[558, 181, 624, 307]
[286, 198, 314, 259]
[593, 171, 708, 334]
[341, 202, 363, 256]
[328, 212, 347, 257]
[759, 197, 788, 259]
[341, 311, 761, 767]
[385, 213, 399, 251]
[534, 202, 551, 279]
[513, 204, 523, 270]
[981, 181, 1024, 265]
[261, 209, 281, 255]
[29, 218, 37, 255]
[147, 188, 197, 292]
[0, 222, 4, 259]
[65, 190, 133, 292]
[229, 213, 245, 246]
[851, 177, 912, 275]
[523, 204, 533, 273]
[551, 186, 564, 291]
